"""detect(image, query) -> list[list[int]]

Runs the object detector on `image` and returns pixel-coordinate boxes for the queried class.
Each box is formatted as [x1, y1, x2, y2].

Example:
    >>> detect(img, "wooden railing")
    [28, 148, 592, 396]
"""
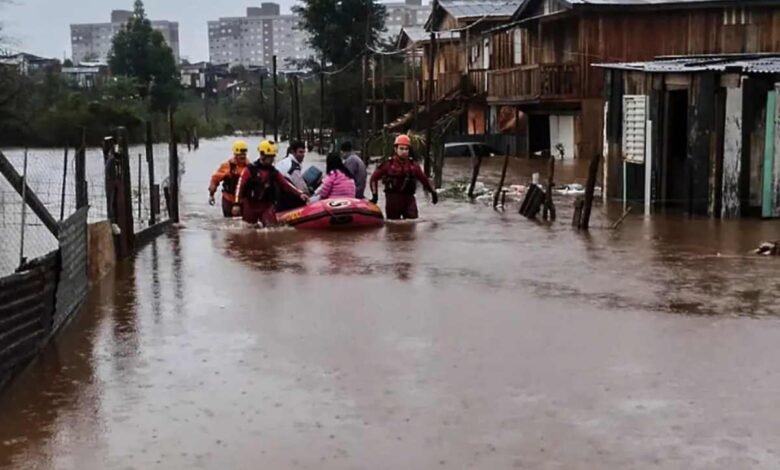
[468, 69, 488, 94]
[487, 63, 580, 101]
[401, 68, 496, 103]
[437, 71, 462, 100]
[404, 80, 423, 103]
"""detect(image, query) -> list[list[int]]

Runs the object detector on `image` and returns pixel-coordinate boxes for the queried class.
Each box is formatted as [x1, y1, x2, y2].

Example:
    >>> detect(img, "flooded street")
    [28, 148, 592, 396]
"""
[2, 137, 780, 469]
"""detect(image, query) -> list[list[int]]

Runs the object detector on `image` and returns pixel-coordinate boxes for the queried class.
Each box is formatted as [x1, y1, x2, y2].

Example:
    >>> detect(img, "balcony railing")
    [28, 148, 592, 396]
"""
[467, 69, 488, 95]
[487, 63, 580, 101]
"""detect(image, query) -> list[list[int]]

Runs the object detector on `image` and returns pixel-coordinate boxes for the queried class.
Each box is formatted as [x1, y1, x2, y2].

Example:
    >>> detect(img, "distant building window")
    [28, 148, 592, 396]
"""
[724, 7, 752, 25]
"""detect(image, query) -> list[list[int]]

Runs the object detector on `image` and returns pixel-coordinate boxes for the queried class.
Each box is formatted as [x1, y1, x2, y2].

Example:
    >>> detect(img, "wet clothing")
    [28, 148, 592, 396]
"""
[343, 152, 367, 199]
[317, 170, 356, 200]
[209, 158, 247, 204]
[370, 157, 433, 196]
[385, 193, 419, 220]
[370, 156, 434, 220]
[241, 201, 278, 226]
[275, 155, 309, 212]
[276, 156, 309, 193]
[235, 161, 304, 226]
[221, 198, 240, 217]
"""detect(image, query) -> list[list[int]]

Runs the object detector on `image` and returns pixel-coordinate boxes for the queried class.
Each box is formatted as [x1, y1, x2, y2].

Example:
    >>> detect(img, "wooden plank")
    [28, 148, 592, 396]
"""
[762, 89, 776, 218]
[688, 72, 716, 215]
[773, 84, 780, 217]
[722, 86, 743, 218]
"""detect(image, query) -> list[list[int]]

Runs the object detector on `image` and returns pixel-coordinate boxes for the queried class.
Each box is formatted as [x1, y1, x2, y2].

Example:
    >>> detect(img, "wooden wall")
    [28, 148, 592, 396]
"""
[580, 6, 780, 98]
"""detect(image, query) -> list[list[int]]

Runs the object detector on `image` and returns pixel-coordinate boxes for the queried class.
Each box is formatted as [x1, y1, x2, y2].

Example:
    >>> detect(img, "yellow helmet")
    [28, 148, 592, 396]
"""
[258, 140, 278, 157]
[232, 140, 249, 154]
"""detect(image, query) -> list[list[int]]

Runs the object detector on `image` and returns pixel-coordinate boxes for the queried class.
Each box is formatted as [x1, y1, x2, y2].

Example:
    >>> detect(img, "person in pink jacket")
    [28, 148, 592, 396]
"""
[313, 153, 357, 201]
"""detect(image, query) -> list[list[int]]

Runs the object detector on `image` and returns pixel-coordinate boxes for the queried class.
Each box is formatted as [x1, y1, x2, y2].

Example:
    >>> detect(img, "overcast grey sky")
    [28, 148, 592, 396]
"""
[1, 0, 298, 62]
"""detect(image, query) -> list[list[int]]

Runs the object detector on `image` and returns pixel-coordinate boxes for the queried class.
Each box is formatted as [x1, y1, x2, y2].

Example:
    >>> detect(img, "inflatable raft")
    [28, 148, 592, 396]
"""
[279, 198, 385, 230]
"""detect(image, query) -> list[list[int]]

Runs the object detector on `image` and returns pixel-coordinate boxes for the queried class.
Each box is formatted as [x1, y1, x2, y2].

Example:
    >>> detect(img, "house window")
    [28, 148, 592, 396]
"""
[724, 7, 752, 25]
[513, 28, 523, 65]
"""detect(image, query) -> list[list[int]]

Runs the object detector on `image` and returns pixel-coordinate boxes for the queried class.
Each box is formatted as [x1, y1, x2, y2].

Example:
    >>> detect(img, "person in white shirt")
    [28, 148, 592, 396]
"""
[275, 141, 310, 211]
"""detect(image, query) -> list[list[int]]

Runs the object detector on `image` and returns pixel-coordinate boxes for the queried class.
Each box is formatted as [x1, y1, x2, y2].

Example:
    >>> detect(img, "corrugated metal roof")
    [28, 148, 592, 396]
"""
[594, 54, 780, 74]
[567, 0, 736, 4]
[440, 0, 518, 19]
[400, 27, 433, 43]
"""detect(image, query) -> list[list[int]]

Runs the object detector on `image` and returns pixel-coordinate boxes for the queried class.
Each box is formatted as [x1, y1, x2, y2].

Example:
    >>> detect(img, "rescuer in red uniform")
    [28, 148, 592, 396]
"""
[234, 140, 309, 226]
[369, 134, 438, 220]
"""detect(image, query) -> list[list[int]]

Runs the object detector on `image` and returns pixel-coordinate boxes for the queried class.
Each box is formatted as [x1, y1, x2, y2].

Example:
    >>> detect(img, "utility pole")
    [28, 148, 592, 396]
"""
[260, 74, 266, 138]
[273, 55, 279, 142]
[381, 53, 388, 160]
[425, 32, 437, 176]
[360, 8, 372, 163]
[289, 75, 296, 141]
[319, 58, 325, 154]
[296, 75, 303, 142]
[371, 56, 377, 135]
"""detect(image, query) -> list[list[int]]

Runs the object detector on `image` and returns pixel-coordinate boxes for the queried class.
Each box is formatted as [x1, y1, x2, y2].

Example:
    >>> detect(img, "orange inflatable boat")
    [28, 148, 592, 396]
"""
[278, 198, 385, 230]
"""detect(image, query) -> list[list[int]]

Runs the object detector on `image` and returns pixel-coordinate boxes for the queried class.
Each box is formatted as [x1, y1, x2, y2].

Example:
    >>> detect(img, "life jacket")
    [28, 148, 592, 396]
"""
[222, 161, 242, 195]
[244, 162, 279, 203]
[382, 159, 417, 195]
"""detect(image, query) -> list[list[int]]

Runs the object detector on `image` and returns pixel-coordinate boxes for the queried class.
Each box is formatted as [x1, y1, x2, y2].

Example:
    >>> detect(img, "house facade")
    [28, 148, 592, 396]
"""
[479, 0, 780, 163]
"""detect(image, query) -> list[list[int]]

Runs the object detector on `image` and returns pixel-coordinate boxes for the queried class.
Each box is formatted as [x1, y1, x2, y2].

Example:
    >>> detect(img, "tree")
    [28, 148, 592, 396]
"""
[293, 0, 386, 68]
[108, 0, 179, 111]
[293, 0, 386, 133]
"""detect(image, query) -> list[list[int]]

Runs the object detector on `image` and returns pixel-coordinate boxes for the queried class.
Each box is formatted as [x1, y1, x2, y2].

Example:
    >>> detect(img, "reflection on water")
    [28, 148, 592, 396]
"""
[1, 137, 780, 469]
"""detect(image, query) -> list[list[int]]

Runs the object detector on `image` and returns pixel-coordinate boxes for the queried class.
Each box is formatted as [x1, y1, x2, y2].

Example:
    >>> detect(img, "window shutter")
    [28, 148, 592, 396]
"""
[622, 95, 647, 164]
[513, 28, 523, 65]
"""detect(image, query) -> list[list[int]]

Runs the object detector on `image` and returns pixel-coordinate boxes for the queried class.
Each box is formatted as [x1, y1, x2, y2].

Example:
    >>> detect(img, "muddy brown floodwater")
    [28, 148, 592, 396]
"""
[2, 137, 780, 469]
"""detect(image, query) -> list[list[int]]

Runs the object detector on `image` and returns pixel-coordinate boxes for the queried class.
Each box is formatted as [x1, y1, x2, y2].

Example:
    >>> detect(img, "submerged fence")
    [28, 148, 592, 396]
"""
[0, 122, 183, 389]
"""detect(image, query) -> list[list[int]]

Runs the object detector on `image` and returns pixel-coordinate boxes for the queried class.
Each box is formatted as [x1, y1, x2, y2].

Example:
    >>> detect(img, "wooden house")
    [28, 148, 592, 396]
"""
[393, 0, 514, 136]
[599, 54, 780, 219]
[480, 0, 780, 162]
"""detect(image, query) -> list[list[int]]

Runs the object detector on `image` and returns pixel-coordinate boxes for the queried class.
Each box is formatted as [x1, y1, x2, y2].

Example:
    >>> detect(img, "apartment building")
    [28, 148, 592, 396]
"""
[384, 0, 429, 39]
[70, 10, 180, 64]
[208, 3, 313, 70]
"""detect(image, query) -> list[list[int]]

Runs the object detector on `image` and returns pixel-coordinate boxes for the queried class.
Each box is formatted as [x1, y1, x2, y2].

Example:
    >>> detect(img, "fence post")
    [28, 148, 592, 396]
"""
[145, 121, 157, 225]
[467, 152, 484, 201]
[59, 146, 69, 221]
[19, 148, 28, 267]
[493, 145, 511, 209]
[168, 108, 180, 223]
[75, 129, 88, 210]
[434, 137, 445, 189]
[137, 153, 143, 223]
[114, 127, 135, 257]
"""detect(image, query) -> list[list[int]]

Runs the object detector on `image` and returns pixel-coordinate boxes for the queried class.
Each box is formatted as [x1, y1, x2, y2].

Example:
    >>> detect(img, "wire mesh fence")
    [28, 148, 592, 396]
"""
[0, 150, 61, 275]
[0, 136, 176, 276]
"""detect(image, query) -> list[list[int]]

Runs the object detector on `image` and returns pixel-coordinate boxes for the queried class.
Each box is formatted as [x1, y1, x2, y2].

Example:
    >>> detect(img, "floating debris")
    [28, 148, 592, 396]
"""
[755, 241, 780, 256]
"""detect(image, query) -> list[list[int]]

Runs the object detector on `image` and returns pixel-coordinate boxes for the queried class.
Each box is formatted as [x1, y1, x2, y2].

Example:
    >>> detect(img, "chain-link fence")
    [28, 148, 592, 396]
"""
[0, 133, 178, 275]
[0, 149, 62, 275]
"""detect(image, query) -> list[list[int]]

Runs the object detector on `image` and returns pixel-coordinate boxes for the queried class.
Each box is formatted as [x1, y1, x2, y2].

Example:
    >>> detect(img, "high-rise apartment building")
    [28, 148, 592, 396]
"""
[208, 3, 314, 70]
[383, 0, 428, 40]
[71, 10, 180, 64]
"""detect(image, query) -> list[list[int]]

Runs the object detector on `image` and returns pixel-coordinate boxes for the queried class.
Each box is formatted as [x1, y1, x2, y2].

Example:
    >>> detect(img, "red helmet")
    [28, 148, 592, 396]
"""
[394, 134, 411, 147]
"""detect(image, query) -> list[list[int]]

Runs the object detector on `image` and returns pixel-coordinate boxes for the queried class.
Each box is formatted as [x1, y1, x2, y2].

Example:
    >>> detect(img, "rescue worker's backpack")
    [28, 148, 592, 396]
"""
[222, 161, 240, 195]
[244, 162, 279, 202]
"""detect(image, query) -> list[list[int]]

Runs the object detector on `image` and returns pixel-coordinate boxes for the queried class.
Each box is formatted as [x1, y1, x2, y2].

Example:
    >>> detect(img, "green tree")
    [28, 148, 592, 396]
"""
[293, 0, 386, 68]
[108, 0, 179, 111]
[293, 0, 386, 132]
